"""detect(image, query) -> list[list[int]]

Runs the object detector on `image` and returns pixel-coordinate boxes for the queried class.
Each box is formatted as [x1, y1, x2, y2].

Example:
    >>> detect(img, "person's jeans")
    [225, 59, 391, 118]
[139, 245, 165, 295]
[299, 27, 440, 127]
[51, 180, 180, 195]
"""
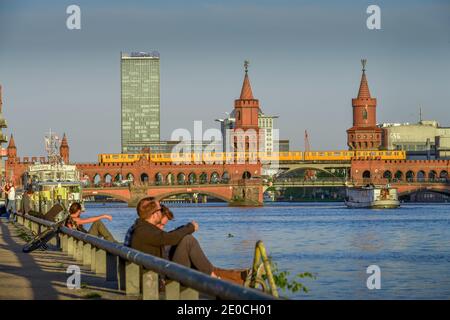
[88, 220, 116, 242]
[169, 234, 214, 275]
[6, 201, 16, 222]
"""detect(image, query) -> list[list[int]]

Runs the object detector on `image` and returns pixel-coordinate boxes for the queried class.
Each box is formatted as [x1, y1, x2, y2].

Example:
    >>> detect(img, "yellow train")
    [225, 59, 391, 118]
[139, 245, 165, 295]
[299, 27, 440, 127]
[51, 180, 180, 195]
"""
[98, 150, 406, 164]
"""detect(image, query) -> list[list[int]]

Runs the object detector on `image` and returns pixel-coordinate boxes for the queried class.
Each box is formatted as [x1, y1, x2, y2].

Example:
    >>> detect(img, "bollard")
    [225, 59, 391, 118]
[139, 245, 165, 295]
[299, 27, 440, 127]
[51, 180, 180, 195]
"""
[62, 234, 68, 253]
[165, 281, 180, 300]
[142, 269, 159, 300]
[67, 237, 74, 256]
[125, 262, 140, 296]
[82, 243, 92, 266]
[106, 253, 118, 282]
[76, 241, 84, 262]
[73, 240, 79, 259]
[117, 258, 126, 291]
[91, 246, 97, 272]
[95, 248, 107, 276]
[180, 287, 199, 300]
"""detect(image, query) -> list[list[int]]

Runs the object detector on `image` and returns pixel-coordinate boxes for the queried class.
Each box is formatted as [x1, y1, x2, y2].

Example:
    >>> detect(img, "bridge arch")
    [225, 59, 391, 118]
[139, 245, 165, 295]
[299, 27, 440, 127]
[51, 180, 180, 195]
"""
[154, 190, 230, 203]
[82, 189, 130, 203]
[277, 166, 346, 179]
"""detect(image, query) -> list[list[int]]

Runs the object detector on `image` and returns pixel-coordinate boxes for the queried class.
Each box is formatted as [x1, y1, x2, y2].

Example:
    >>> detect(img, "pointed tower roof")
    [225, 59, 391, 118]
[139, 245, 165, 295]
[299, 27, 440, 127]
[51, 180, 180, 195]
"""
[61, 133, 68, 147]
[357, 59, 371, 99]
[8, 134, 16, 149]
[239, 60, 254, 100]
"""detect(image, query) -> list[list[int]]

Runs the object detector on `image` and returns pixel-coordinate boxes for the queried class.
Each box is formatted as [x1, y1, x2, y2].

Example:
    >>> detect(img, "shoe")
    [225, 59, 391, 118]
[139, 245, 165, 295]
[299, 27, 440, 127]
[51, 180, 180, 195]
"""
[213, 267, 249, 286]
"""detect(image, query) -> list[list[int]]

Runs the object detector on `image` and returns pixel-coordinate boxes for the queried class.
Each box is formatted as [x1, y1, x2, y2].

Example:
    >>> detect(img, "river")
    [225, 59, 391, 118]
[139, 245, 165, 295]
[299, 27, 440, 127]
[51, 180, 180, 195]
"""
[82, 201, 450, 299]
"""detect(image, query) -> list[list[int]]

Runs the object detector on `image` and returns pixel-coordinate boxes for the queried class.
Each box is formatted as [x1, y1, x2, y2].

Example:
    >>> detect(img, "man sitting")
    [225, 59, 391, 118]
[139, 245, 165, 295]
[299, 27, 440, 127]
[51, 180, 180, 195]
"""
[130, 197, 248, 284]
[65, 202, 116, 242]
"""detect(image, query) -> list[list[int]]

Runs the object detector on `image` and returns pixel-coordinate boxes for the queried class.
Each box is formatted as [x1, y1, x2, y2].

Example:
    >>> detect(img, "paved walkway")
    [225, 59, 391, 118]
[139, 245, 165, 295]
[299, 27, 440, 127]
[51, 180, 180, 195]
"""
[0, 217, 134, 300]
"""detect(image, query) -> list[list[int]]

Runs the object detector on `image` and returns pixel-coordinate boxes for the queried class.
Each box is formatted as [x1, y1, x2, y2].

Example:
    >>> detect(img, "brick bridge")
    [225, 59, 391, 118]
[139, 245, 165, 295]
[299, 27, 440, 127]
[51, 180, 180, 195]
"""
[83, 181, 263, 206]
[350, 159, 450, 199]
[4, 137, 264, 206]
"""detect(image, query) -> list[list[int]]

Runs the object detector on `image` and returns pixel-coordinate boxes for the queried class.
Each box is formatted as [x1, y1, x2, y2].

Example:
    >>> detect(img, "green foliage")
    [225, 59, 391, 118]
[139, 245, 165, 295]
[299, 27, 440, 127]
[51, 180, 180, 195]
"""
[263, 256, 316, 295]
[83, 292, 101, 299]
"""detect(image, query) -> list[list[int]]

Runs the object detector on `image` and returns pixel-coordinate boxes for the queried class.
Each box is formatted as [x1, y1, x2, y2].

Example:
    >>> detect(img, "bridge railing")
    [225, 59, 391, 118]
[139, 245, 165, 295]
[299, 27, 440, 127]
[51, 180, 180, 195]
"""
[14, 213, 275, 300]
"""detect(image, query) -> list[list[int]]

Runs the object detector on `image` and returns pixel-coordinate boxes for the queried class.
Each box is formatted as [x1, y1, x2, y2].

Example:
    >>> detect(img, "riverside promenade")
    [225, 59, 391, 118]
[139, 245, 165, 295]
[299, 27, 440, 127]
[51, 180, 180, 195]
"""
[0, 217, 133, 300]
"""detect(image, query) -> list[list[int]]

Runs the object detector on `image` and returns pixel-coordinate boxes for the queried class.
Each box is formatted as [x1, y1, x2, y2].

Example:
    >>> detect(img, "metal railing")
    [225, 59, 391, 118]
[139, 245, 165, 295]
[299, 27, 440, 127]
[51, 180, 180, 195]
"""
[14, 212, 275, 300]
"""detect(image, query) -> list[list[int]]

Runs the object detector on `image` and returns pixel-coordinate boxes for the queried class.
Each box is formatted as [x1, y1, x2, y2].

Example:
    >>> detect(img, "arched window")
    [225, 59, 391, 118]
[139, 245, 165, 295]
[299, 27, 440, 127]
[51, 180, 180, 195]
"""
[104, 174, 112, 185]
[362, 108, 368, 120]
[439, 170, 448, 182]
[140, 173, 149, 183]
[417, 170, 426, 182]
[242, 171, 252, 179]
[177, 173, 186, 185]
[188, 172, 197, 184]
[406, 171, 415, 182]
[155, 173, 163, 185]
[394, 170, 403, 182]
[362, 170, 371, 179]
[166, 173, 174, 185]
[383, 170, 392, 182]
[221, 171, 230, 183]
[428, 170, 437, 182]
[210, 172, 220, 184]
[199, 172, 208, 184]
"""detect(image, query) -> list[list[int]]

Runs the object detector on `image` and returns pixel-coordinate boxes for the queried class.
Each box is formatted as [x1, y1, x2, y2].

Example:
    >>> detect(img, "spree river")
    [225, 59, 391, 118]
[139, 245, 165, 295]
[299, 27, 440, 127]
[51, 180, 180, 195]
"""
[83, 202, 450, 299]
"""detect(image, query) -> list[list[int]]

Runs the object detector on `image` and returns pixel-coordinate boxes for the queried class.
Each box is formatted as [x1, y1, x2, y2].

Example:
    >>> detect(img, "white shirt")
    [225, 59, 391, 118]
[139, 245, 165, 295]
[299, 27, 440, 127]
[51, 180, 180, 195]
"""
[8, 187, 15, 201]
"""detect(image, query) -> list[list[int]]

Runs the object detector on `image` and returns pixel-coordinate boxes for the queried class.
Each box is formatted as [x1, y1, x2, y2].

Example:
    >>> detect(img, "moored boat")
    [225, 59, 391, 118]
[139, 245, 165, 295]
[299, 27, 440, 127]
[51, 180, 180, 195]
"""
[345, 184, 400, 209]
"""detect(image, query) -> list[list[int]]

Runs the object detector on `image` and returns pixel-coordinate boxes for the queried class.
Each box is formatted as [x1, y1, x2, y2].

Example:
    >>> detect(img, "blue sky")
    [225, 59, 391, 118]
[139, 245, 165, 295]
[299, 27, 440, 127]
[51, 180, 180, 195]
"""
[0, 0, 449, 161]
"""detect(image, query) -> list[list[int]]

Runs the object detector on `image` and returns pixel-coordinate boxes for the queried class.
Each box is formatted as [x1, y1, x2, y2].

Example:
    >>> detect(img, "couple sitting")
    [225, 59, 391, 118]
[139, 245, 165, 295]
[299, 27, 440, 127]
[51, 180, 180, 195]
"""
[66, 198, 247, 284]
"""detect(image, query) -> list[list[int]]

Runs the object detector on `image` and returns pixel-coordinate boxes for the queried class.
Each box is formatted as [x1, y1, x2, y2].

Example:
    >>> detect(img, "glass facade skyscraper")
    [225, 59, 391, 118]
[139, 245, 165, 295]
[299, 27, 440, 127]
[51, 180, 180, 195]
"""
[121, 52, 160, 153]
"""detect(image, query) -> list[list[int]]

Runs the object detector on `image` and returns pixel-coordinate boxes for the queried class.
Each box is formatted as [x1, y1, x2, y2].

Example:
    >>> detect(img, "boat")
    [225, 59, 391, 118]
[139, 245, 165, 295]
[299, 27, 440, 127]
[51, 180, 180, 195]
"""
[345, 184, 400, 209]
[20, 131, 84, 217]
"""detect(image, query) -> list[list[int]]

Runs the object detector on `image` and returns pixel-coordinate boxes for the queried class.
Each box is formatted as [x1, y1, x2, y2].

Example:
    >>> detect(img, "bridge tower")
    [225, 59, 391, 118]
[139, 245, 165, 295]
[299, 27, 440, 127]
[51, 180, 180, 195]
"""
[232, 61, 261, 153]
[7, 134, 17, 162]
[60, 133, 70, 164]
[347, 59, 382, 150]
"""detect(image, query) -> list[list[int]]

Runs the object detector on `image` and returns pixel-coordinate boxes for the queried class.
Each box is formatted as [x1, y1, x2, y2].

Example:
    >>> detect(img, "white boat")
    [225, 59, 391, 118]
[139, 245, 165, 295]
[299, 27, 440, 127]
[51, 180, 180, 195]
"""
[345, 185, 400, 209]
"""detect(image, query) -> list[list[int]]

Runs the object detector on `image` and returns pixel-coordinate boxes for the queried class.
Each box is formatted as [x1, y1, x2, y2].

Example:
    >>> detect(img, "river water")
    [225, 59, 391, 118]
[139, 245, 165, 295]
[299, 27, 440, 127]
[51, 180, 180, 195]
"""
[83, 202, 450, 299]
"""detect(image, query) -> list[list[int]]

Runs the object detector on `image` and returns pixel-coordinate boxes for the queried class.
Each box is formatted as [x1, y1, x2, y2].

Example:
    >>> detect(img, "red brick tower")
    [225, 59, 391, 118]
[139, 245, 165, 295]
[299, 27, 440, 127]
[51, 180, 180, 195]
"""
[7, 134, 17, 162]
[233, 61, 260, 153]
[60, 133, 70, 164]
[347, 59, 382, 150]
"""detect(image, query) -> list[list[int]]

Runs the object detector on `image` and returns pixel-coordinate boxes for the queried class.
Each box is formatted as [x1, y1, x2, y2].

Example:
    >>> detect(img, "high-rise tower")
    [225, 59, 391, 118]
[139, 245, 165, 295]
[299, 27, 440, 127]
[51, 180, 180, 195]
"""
[347, 60, 382, 150]
[121, 51, 160, 153]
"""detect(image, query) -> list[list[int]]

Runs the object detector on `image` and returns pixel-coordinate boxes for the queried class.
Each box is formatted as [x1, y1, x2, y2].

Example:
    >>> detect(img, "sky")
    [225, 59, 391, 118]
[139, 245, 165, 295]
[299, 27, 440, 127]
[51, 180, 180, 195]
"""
[0, 0, 449, 162]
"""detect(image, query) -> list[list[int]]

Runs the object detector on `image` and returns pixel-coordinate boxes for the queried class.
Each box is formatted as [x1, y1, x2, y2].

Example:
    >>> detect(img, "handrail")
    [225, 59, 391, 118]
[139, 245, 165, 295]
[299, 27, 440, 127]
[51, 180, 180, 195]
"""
[16, 212, 275, 300]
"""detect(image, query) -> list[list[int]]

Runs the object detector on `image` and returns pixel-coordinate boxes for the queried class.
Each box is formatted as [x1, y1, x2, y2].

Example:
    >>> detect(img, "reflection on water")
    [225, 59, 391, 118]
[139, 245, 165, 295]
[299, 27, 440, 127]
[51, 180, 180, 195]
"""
[82, 202, 450, 299]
